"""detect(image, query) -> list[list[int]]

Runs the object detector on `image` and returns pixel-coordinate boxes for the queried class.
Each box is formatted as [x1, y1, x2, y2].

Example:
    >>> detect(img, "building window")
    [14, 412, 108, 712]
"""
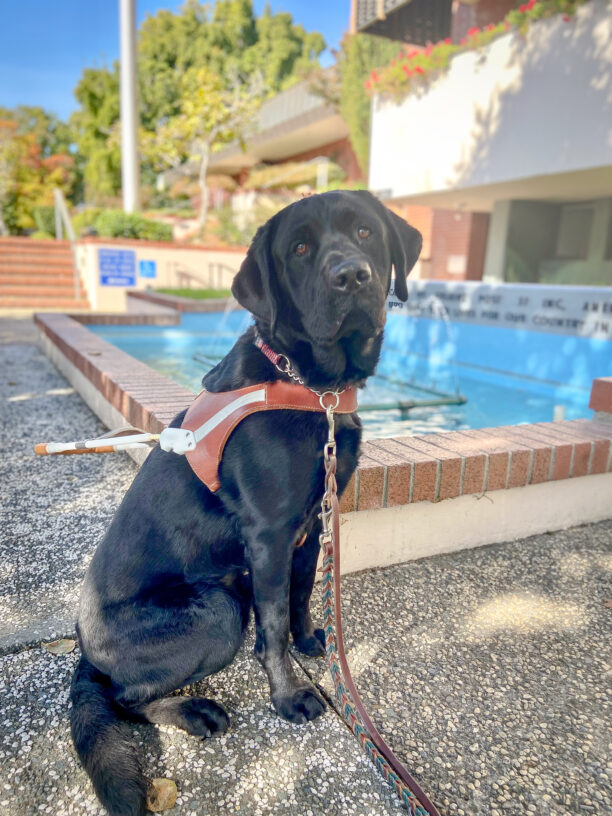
[555, 204, 593, 260]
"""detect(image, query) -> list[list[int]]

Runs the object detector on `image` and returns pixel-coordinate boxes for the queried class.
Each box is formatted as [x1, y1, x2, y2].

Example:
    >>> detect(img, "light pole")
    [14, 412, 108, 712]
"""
[119, 0, 140, 212]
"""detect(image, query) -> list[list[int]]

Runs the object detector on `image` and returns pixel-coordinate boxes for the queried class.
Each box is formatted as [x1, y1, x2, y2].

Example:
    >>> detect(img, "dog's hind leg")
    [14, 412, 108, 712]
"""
[130, 696, 230, 738]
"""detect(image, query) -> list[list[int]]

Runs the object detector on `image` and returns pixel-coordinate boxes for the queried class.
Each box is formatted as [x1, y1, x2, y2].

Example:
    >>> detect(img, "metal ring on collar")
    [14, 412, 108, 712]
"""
[319, 391, 340, 410]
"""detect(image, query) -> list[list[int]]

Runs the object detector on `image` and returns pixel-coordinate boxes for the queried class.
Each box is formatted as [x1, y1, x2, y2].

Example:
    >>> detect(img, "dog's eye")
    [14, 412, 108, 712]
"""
[358, 226, 371, 240]
[294, 242, 308, 256]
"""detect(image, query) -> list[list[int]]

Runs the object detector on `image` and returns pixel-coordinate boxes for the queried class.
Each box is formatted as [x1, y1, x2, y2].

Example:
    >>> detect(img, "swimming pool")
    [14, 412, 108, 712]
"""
[89, 306, 611, 439]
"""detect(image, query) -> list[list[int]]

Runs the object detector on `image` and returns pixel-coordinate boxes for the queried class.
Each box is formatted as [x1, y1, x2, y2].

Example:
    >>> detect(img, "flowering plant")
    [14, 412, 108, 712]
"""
[366, 0, 589, 99]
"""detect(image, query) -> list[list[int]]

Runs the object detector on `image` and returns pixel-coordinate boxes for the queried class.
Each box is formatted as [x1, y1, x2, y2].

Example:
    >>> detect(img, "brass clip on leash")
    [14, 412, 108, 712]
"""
[318, 392, 440, 816]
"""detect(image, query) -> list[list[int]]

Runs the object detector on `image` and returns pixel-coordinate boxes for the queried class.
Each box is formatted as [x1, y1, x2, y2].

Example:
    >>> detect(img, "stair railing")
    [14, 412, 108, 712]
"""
[53, 188, 81, 301]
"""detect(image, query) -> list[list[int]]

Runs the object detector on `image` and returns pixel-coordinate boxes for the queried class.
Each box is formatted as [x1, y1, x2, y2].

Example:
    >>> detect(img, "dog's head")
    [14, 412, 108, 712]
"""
[232, 190, 422, 384]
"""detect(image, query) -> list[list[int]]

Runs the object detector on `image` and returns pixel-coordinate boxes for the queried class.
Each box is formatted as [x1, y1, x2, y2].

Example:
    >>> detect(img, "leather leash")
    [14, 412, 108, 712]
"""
[318, 397, 440, 816]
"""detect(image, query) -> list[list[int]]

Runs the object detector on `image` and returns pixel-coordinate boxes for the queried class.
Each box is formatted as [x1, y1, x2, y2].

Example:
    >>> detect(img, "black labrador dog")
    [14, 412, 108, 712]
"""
[70, 190, 421, 815]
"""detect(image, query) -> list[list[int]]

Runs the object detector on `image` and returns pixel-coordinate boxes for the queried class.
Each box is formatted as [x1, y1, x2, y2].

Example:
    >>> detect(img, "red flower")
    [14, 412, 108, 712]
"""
[371, 70, 378, 82]
[415, 65, 425, 75]
[467, 27, 480, 37]
[519, 3, 528, 12]
[365, 80, 371, 90]
[487, 23, 495, 31]
[563, 14, 571, 22]
[443, 37, 451, 45]
[402, 64, 412, 77]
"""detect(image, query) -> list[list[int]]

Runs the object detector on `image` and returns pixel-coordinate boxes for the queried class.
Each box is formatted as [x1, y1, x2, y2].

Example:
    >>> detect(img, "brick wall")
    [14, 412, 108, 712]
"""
[429, 209, 489, 280]
[451, 0, 517, 42]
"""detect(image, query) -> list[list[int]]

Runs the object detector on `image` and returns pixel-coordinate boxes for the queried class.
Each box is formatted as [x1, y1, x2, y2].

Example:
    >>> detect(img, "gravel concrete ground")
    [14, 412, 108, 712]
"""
[1, 316, 610, 816]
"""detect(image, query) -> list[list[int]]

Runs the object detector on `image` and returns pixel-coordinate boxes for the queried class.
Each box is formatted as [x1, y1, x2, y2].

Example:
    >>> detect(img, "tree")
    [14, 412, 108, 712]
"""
[0, 119, 20, 235]
[142, 66, 264, 229]
[72, 0, 325, 202]
[0, 111, 76, 234]
[70, 66, 121, 201]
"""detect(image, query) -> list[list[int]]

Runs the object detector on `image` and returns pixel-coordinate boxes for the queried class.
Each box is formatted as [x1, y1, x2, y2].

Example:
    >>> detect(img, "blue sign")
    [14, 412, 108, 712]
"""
[99, 249, 136, 287]
[139, 259, 157, 279]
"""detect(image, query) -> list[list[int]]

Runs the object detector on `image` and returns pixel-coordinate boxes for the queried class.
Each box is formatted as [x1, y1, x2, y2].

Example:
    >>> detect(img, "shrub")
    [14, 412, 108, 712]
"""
[29, 230, 54, 240]
[33, 206, 56, 236]
[72, 207, 104, 237]
[93, 209, 173, 241]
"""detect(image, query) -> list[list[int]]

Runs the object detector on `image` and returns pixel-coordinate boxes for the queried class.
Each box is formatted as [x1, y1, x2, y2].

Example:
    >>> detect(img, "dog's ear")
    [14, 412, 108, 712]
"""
[382, 207, 422, 302]
[232, 223, 278, 333]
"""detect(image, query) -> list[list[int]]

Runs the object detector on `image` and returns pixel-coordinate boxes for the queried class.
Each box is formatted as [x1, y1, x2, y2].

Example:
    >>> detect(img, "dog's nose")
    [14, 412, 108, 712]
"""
[329, 260, 372, 293]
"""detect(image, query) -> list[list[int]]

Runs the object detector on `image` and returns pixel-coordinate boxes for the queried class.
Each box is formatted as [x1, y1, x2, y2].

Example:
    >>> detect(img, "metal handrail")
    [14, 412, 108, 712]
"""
[172, 261, 237, 290]
[53, 188, 80, 300]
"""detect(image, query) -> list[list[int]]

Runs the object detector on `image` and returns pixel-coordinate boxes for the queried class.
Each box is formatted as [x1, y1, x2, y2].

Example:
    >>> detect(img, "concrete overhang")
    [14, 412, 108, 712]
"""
[374, 165, 612, 212]
[209, 105, 349, 176]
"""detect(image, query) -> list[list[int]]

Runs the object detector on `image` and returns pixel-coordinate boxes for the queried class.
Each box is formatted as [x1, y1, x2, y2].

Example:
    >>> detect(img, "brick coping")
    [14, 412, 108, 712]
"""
[35, 312, 612, 514]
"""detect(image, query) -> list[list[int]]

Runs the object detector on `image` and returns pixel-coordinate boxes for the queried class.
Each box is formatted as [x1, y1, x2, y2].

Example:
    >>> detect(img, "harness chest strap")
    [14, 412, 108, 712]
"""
[159, 381, 358, 492]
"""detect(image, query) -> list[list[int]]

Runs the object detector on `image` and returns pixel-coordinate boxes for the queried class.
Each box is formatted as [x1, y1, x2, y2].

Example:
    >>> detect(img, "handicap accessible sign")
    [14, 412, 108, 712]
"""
[99, 249, 136, 286]
[139, 259, 157, 279]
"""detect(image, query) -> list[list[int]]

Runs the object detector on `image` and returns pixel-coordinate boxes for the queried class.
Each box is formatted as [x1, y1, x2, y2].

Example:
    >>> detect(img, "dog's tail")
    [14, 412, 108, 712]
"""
[70, 654, 148, 816]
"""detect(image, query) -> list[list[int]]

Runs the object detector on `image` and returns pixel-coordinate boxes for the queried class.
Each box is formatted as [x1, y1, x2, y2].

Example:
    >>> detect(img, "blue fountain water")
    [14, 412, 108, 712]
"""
[90, 306, 611, 439]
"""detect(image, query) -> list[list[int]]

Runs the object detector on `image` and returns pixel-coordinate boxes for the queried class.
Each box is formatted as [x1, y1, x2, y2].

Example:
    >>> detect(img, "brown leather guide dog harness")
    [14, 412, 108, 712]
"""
[170, 381, 358, 492]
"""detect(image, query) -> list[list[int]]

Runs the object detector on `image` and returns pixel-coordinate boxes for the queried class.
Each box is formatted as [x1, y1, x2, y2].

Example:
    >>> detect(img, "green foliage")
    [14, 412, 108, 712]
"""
[29, 230, 54, 240]
[212, 201, 284, 246]
[71, 0, 325, 201]
[335, 34, 402, 175]
[70, 67, 121, 201]
[32, 205, 56, 235]
[0, 105, 73, 157]
[94, 209, 173, 241]
[72, 207, 104, 237]
[0, 113, 76, 234]
[156, 287, 232, 299]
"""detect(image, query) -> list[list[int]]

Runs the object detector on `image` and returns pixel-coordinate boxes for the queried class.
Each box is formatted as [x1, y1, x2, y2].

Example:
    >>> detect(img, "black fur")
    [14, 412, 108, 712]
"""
[69, 190, 421, 814]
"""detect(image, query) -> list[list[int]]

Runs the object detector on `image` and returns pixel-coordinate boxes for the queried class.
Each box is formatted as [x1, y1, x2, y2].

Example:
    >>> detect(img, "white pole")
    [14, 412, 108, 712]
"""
[119, 0, 140, 212]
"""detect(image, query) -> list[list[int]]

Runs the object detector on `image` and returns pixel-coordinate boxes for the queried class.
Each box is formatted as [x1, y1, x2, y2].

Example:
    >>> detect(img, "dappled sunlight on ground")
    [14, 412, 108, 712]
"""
[463, 591, 588, 639]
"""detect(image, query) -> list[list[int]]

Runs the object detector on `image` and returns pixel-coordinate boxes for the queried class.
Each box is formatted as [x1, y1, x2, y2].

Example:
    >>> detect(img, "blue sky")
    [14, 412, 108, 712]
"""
[0, 1, 349, 121]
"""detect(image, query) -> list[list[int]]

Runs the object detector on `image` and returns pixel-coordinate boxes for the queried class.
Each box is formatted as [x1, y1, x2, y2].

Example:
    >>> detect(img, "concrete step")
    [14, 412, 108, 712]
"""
[0, 284, 81, 297]
[0, 238, 71, 251]
[0, 272, 76, 285]
[0, 255, 74, 268]
[0, 296, 90, 309]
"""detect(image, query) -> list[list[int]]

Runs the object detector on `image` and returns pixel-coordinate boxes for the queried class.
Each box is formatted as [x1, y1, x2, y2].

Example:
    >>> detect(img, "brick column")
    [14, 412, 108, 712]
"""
[589, 377, 612, 424]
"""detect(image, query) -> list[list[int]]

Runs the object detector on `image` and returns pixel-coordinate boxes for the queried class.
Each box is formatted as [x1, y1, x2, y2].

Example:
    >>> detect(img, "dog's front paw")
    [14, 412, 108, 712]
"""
[293, 628, 326, 658]
[273, 687, 326, 724]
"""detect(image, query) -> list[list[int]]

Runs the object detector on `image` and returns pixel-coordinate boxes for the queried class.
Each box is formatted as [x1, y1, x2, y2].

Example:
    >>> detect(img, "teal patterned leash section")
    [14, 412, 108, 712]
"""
[320, 539, 434, 816]
[316, 398, 439, 816]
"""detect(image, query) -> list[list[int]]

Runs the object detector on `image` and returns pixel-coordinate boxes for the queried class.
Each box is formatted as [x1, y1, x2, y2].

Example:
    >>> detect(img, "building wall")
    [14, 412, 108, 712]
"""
[369, 0, 612, 201]
[77, 240, 246, 312]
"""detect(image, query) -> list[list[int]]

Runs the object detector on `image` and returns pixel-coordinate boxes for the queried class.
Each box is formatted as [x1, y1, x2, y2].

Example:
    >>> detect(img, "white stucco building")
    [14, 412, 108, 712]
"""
[368, 0, 612, 285]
